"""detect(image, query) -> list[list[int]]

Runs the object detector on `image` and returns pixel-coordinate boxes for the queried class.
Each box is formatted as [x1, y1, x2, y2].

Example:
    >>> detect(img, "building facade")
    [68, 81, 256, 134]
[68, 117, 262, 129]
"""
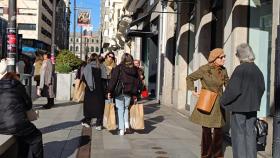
[122, 0, 275, 155]
[0, 0, 70, 52]
[68, 32, 100, 60]
[100, 0, 133, 62]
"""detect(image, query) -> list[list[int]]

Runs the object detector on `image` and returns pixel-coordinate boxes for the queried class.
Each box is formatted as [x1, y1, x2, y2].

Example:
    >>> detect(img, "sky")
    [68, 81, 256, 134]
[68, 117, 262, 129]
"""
[69, 0, 100, 33]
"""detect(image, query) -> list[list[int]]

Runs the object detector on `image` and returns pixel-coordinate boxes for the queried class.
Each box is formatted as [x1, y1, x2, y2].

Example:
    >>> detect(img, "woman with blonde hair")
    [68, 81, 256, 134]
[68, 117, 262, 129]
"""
[186, 48, 229, 158]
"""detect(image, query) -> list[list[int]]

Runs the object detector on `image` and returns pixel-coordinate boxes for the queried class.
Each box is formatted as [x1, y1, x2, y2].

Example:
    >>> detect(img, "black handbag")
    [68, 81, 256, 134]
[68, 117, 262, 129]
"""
[113, 68, 124, 97]
[256, 119, 268, 151]
[114, 80, 123, 97]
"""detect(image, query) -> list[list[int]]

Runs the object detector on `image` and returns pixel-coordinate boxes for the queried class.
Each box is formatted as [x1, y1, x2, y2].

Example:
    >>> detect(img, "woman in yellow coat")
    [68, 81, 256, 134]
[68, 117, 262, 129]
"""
[186, 48, 229, 158]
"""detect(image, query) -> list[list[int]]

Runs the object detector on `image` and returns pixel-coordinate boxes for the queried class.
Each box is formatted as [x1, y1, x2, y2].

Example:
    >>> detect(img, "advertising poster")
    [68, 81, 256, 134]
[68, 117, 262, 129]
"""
[77, 10, 91, 26]
[82, 25, 93, 37]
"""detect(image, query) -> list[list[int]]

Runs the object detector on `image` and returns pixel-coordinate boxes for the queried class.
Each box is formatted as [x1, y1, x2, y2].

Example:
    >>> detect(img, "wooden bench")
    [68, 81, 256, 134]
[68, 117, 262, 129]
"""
[0, 135, 17, 158]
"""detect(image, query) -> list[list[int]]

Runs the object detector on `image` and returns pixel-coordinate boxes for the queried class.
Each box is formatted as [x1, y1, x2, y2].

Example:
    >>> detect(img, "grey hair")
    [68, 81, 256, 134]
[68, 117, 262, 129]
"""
[236, 43, 255, 63]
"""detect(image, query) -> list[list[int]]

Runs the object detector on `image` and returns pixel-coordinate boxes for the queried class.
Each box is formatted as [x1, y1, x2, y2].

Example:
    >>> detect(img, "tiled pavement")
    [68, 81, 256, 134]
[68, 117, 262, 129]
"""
[32, 98, 269, 158]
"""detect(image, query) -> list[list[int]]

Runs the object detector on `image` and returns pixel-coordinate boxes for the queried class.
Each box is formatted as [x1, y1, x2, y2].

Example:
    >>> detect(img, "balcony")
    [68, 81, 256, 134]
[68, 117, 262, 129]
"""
[124, 0, 146, 13]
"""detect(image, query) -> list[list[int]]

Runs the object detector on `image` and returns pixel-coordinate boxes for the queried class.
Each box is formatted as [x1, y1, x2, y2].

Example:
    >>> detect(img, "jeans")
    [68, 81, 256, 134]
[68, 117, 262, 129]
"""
[115, 95, 131, 130]
[231, 112, 257, 158]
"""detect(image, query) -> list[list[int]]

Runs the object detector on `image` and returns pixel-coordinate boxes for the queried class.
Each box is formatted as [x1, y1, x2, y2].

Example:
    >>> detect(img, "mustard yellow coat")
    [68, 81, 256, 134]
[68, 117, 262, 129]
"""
[186, 64, 229, 128]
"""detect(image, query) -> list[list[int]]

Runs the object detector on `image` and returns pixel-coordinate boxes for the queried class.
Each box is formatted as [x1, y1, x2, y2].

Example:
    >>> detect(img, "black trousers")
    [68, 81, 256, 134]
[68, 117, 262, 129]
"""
[231, 112, 257, 158]
[15, 123, 43, 158]
[82, 117, 103, 126]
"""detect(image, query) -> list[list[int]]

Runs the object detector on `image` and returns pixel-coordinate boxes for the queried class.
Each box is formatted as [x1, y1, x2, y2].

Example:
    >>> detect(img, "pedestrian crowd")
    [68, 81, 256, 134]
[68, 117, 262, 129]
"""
[0, 43, 268, 158]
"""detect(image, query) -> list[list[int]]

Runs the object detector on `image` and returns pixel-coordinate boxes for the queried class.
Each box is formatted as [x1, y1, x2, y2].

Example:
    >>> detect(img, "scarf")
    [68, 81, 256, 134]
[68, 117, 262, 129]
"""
[83, 61, 98, 91]
[101, 59, 116, 79]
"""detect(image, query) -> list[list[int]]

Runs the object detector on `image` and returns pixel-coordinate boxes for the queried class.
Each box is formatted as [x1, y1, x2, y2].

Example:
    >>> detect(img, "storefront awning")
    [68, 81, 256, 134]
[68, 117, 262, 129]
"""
[126, 29, 157, 38]
[129, 14, 151, 27]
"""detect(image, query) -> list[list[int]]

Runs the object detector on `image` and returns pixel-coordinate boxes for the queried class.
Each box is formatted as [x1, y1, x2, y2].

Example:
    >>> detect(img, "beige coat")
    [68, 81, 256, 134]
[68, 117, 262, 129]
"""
[40, 59, 55, 98]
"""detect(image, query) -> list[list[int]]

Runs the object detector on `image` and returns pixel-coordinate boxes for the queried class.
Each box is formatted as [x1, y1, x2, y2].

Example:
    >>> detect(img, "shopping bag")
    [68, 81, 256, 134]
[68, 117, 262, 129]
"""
[26, 109, 39, 121]
[103, 102, 117, 130]
[130, 104, 145, 130]
[72, 79, 86, 102]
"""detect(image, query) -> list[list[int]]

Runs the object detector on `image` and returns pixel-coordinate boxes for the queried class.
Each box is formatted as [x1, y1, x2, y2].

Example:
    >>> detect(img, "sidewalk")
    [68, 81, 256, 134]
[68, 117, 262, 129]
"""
[31, 98, 269, 158]
[32, 98, 84, 158]
[90, 100, 234, 158]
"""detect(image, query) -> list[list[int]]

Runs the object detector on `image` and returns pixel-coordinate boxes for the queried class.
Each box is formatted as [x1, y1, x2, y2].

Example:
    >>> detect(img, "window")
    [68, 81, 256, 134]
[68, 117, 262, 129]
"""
[0, 8, 3, 16]
[70, 38, 72, 42]
[18, 8, 37, 16]
[41, 14, 52, 27]
[18, 23, 36, 30]
[41, 27, 52, 38]
[91, 46, 94, 52]
[42, 0, 53, 16]
[95, 47, 99, 52]
[76, 38, 79, 42]
[92, 39, 94, 43]
[76, 46, 79, 51]
[70, 46, 73, 51]
[96, 40, 99, 43]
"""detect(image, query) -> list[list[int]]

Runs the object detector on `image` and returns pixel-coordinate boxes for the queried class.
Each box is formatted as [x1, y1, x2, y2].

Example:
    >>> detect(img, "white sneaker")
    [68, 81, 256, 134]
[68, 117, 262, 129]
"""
[125, 122, 129, 129]
[81, 122, 90, 128]
[95, 126, 102, 131]
[119, 129, 124, 136]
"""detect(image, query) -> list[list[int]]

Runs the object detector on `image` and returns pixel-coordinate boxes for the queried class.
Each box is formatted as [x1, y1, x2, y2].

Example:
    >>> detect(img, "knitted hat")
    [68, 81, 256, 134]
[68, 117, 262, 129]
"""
[0, 59, 7, 80]
[208, 48, 224, 63]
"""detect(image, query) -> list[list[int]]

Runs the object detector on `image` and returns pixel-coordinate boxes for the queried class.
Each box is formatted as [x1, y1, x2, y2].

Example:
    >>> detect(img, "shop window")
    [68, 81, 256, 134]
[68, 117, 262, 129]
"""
[18, 23, 36, 30]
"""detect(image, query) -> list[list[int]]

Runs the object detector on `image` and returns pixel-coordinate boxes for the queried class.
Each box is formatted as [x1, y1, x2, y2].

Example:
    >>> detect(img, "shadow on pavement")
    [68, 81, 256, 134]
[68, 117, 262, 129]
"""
[143, 103, 160, 115]
[40, 121, 80, 134]
[134, 115, 164, 134]
[43, 136, 90, 158]
[34, 101, 81, 110]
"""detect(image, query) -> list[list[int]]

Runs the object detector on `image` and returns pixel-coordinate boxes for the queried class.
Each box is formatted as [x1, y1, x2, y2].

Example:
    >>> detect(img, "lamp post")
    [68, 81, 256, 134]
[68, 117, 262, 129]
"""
[6, 0, 17, 72]
[73, 0, 76, 55]
[51, 0, 57, 65]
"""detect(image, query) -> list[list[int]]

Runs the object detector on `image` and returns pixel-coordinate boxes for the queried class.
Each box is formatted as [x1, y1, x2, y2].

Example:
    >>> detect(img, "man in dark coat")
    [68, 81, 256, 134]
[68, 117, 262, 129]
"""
[0, 59, 43, 158]
[220, 43, 265, 158]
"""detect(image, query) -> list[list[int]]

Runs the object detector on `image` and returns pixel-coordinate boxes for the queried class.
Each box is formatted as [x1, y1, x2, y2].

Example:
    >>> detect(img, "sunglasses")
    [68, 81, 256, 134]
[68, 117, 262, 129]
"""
[217, 55, 226, 59]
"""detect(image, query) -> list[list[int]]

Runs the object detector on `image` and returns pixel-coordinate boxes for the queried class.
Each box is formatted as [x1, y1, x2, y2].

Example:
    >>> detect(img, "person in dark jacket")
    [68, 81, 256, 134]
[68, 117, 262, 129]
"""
[0, 59, 43, 158]
[108, 53, 141, 135]
[81, 53, 105, 130]
[220, 43, 265, 158]
[100, 52, 116, 99]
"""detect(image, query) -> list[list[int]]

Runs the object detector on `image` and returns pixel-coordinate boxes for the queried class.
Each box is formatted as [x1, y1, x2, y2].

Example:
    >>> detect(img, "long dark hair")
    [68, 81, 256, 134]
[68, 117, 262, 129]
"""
[121, 53, 134, 68]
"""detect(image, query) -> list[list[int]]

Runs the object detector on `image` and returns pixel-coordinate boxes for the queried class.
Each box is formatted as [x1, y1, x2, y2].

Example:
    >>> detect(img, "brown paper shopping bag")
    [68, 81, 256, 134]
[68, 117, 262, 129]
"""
[130, 104, 145, 130]
[103, 102, 117, 130]
[73, 79, 86, 102]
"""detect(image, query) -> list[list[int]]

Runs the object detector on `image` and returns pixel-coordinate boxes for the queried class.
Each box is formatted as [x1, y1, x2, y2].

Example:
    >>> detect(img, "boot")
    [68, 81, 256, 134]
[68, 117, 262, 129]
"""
[44, 98, 54, 109]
